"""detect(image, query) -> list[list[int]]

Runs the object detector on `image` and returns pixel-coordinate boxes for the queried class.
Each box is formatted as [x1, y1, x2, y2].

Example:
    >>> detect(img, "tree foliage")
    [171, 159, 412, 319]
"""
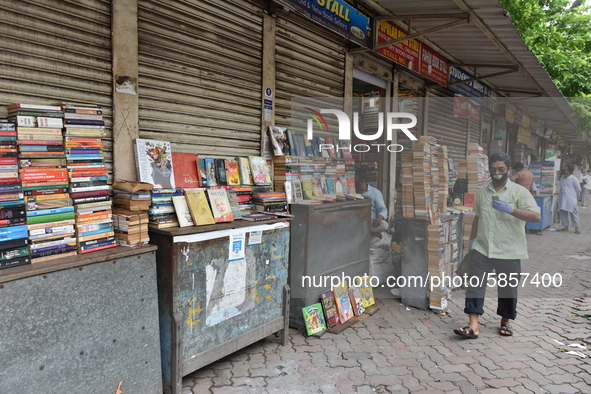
[502, 0, 591, 97]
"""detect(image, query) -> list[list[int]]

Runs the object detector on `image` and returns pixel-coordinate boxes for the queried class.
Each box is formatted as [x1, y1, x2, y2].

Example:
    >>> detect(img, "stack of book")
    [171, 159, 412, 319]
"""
[64, 104, 115, 254]
[438, 146, 450, 212]
[148, 189, 181, 229]
[412, 137, 433, 221]
[430, 144, 440, 224]
[466, 143, 487, 195]
[233, 186, 255, 215]
[10, 104, 76, 263]
[0, 118, 30, 269]
[112, 180, 152, 246]
[252, 191, 288, 213]
[400, 141, 414, 218]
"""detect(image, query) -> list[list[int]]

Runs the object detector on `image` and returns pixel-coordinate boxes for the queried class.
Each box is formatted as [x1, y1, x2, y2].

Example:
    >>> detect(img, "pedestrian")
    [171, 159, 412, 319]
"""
[558, 164, 581, 233]
[454, 153, 540, 339]
[510, 162, 536, 195]
[581, 170, 591, 207]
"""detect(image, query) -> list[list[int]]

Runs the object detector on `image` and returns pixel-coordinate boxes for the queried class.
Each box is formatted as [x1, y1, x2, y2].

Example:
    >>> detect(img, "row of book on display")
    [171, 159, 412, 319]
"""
[268, 126, 366, 204]
[302, 278, 375, 336]
[133, 138, 289, 229]
[0, 103, 113, 270]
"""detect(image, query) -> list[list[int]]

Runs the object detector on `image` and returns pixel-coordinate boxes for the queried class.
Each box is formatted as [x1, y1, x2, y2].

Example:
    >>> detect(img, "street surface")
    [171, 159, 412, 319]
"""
[183, 207, 591, 394]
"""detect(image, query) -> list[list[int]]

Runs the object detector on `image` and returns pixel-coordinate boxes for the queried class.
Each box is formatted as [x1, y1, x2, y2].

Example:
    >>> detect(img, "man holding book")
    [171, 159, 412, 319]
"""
[454, 153, 540, 339]
[354, 168, 388, 239]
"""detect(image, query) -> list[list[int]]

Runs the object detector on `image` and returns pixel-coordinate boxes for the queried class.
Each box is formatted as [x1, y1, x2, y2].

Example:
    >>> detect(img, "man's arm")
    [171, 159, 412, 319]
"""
[510, 208, 540, 222]
[469, 215, 479, 240]
[373, 189, 388, 225]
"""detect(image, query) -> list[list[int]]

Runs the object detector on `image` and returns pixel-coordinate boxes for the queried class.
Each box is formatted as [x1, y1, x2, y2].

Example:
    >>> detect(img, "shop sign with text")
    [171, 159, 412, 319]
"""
[282, 0, 374, 49]
[420, 45, 448, 86]
[376, 21, 420, 72]
[448, 67, 487, 104]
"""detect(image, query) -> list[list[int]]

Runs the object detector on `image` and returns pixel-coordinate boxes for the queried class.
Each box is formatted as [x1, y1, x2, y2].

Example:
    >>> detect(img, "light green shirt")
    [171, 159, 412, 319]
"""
[473, 180, 540, 260]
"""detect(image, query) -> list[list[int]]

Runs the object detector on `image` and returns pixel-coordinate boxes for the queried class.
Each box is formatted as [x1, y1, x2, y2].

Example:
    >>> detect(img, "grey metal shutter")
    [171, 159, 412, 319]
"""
[275, 10, 347, 132]
[137, 0, 264, 157]
[427, 89, 468, 161]
[0, 0, 113, 173]
[469, 117, 481, 144]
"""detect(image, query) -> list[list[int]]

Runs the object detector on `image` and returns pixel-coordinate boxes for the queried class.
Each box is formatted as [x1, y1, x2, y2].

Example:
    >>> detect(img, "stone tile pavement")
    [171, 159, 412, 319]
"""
[183, 206, 591, 394]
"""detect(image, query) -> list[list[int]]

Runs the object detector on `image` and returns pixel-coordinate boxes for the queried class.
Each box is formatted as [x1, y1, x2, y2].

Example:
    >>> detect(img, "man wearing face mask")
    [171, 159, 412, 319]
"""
[454, 153, 540, 339]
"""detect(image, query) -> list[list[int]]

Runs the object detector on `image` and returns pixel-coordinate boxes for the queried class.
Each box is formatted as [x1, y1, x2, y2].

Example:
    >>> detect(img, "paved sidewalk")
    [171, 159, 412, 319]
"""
[183, 207, 591, 394]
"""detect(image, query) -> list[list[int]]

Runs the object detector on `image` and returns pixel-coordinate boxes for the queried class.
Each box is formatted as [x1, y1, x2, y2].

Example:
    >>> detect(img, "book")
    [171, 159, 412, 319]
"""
[184, 190, 215, 226]
[225, 159, 240, 186]
[303, 136, 313, 156]
[171, 196, 194, 227]
[26, 211, 76, 225]
[215, 159, 227, 186]
[292, 133, 307, 157]
[359, 277, 375, 308]
[348, 286, 365, 316]
[302, 303, 327, 336]
[0, 246, 29, 261]
[225, 190, 243, 220]
[248, 156, 272, 185]
[206, 188, 234, 223]
[236, 157, 253, 185]
[204, 158, 217, 186]
[172, 152, 200, 188]
[269, 126, 290, 156]
[133, 138, 176, 188]
[240, 213, 277, 221]
[320, 290, 340, 328]
[198, 158, 207, 186]
[333, 283, 354, 323]
[0, 255, 31, 270]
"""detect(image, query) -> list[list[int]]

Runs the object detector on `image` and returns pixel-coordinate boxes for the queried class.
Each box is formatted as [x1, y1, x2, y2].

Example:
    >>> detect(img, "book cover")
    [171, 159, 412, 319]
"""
[333, 283, 354, 323]
[215, 158, 227, 186]
[348, 287, 365, 316]
[324, 137, 337, 158]
[302, 303, 327, 336]
[325, 177, 335, 194]
[311, 177, 324, 197]
[171, 196, 194, 227]
[133, 138, 175, 188]
[225, 159, 240, 186]
[301, 178, 313, 200]
[172, 152, 200, 188]
[206, 188, 234, 223]
[463, 193, 475, 207]
[248, 156, 272, 185]
[205, 158, 217, 186]
[226, 190, 243, 220]
[286, 129, 297, 156]
[320, 290, 340, 328]
[268, 126, 290, 156]
[112, 180, 154, 193]
[198, 158, 207, 186]
[292, 133, 307, 157]
[236, 157, 253, 185]
[241, 213, 277, 221]
[303, 137, 314, 157]
[312, 136, 321, 156]
[339, 139, 353, 159]
[319, 137, 330, 158]
[345, 175, 356, 194]
[292, 179, 304, 203]
[184, 190, 215, 226]
[359, 278, 375, 308]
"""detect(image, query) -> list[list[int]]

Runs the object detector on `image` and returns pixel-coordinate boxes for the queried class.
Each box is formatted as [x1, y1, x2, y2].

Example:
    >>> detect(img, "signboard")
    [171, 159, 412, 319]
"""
[527, 134, 538, 150]
[517, 126, 531, 145]
[505, 103, 516, 123]
[448, 67, 487, 104]
[376, 20, 420, 72]
[282, 0, 374, 49]
[420, 45, 448, 86]
[453, 95, 480, 121]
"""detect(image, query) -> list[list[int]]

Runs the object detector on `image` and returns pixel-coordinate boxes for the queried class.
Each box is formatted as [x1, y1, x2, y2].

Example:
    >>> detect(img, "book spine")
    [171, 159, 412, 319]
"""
[64, 109, 103, 115]
[0, 208, 26, 219]
[26, 219, 76, 230]
[0, 256, 31, 269]
[26, 206, 75, 217]
[31, 241, 77, 254]
[23, 187, 69, 196]
[29, 225, 74, 236]
[31, 246, 78, 259]
[0, 246, 29, 261]
[0, 217, 27, 227]
[26, 211, 76, 225]
[0, 237, 29, 250]
[72, 195, 111, 205]
[76, 212, 112, 223]
[64, 119, 105, 126]
[79, 235, 115, 248]
[78, 229, 114, 241]
[80, 242, 117, 253]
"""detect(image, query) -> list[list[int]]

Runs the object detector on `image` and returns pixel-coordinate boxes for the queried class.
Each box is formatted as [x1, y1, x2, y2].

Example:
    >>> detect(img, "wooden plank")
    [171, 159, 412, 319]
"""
[364, 305, 381, 315]
[0, 244, 157, 284]
[149, 218, 291, 237]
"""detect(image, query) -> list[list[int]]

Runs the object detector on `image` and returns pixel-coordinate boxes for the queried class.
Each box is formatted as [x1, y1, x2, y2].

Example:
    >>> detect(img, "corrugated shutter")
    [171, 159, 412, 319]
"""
[0, 0, 113, 174]
[427, 89, 468, 161]
[469, 117, 481, 144]
[275, 11, 347, 133]
[137, 0, 264, 157]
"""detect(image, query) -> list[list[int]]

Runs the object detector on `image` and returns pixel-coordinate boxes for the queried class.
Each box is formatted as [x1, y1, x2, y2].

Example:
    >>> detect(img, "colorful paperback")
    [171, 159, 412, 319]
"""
[302, 303, 327, 336]
[133, 138, 175, 188]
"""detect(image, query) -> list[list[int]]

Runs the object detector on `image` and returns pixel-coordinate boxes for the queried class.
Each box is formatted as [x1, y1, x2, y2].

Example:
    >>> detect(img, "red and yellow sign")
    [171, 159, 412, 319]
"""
[376, 21, 420, 72]
[420, 45, 448, 86]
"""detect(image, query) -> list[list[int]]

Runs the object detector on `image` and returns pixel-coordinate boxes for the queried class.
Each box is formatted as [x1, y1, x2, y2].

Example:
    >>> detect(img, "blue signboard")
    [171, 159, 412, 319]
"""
[448, 66, 487, 104]
[282, 0, 374, 49]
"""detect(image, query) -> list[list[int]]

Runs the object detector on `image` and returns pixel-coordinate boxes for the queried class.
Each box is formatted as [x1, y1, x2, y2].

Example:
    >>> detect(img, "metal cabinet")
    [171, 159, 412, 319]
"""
[149, 220, 291, 394]
[0, 246, 162, 393]
[526, 196, 553, 233]
[289, 199, 371, 331]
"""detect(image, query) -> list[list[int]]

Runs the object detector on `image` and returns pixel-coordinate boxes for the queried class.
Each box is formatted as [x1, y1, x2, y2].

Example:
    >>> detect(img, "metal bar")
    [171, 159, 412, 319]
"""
[450, 63, 518, 69]
[376, 13, 469, 21]
[448, 69, 519, 86]
[172, 313, 182, 394]
[375, 18, 469, 49]
[281, 284, 290, 346]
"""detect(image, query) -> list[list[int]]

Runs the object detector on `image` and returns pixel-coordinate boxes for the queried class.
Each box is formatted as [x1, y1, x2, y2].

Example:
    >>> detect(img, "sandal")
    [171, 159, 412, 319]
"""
[557, 227, 568, 232]
[454, 326, 479, 339]
[500, 324, 514, 336]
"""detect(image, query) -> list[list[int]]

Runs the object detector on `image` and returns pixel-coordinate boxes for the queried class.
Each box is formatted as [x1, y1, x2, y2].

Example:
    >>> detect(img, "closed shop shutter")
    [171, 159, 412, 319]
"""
[427, 89, 468, 161]
[275, 10, 347, 132]
[137, 0, 264, 157]
[469, 117, 481, 144]
[0, 0, 113, 174]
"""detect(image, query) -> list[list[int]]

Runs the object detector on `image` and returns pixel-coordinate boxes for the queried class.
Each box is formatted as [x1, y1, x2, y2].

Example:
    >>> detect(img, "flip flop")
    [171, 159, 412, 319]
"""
[454, 326, 478, 339]
[500, 324, 514, 336]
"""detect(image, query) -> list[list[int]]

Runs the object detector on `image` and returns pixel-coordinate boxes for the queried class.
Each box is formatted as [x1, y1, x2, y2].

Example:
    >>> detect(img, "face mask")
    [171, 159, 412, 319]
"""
[492, 173, 508, 184]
